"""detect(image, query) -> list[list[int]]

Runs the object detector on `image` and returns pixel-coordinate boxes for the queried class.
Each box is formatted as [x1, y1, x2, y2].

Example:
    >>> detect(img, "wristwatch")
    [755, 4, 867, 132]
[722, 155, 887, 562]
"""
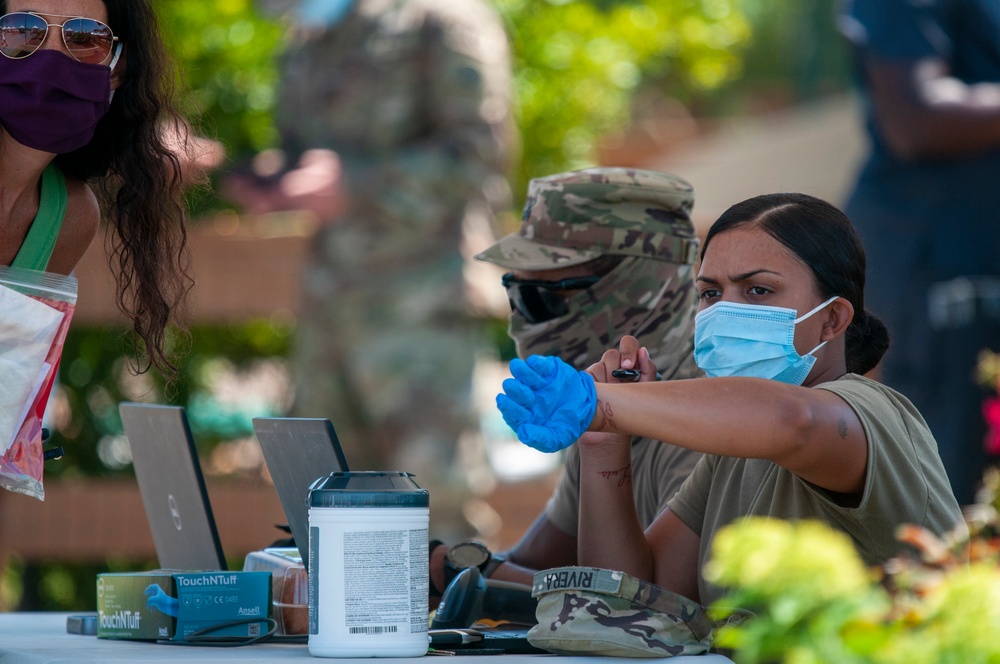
[443, 540, 492, 586]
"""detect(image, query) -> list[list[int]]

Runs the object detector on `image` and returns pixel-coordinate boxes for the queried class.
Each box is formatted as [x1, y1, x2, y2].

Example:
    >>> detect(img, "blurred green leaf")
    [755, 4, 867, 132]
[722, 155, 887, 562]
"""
[157, 0, 286, 156]
[495, 0, 751, 195]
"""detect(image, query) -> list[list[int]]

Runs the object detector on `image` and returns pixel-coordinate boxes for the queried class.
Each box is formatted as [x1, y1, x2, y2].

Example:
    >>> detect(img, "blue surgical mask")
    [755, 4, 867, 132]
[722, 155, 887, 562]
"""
[693, 296, 838, 385]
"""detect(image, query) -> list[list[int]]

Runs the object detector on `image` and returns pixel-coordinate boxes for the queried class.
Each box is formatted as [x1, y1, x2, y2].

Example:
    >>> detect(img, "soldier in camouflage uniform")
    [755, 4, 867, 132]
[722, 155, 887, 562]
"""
[429, 167, 704, 596]
[232, 0, 515, 539]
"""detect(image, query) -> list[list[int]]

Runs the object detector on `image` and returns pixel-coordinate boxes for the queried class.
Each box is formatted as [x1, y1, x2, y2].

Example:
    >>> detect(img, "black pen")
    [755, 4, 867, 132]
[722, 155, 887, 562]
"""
[612, 368, 662, 382]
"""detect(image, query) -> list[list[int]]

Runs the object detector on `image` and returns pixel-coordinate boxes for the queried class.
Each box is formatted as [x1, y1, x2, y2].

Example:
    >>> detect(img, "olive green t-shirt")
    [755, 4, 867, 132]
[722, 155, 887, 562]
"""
[668, 373, 964, 606]
[546, 437, 702, 537]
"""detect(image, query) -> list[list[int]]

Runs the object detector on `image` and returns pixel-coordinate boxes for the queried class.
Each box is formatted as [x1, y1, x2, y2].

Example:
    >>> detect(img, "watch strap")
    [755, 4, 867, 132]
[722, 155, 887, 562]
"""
[483, 551, 507, 579]
[429, 539, 446, 598]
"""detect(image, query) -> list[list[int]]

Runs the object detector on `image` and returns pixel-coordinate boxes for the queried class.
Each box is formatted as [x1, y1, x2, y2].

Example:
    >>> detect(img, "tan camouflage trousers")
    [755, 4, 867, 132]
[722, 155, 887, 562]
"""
[290, 285, 485, 541]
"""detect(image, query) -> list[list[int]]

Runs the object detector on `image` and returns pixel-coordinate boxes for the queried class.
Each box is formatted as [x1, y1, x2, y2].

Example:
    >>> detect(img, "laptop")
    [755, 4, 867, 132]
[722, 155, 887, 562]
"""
[251, 417, 350, 569]
[120, 402, 228, 571]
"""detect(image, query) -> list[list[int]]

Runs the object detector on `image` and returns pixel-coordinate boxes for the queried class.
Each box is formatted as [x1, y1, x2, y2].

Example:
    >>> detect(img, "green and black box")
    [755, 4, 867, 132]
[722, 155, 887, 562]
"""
[96, 570, 272, 641]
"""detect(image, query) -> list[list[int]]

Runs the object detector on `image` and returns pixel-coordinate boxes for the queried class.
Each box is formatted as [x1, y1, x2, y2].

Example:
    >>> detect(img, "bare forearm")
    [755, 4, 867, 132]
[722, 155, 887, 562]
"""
[587, 377, 866, 494]
[589, 378, 812, 461]
[869, 58, 1000, 159]
[490, 515, 581, 585]
[505, 515, 578, 566]
[488, 559, 540, 586]
[894, 87, 1000, 157]
[577, 438, 653, 579]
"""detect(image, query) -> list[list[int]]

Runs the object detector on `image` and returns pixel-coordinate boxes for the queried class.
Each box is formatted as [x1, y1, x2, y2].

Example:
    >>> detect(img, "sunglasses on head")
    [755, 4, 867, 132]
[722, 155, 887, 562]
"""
[0, 12, 119, 65]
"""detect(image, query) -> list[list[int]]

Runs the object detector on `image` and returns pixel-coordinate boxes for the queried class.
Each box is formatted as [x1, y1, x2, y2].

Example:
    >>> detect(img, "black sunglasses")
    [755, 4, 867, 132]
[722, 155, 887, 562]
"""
[501, 272, 602, 324]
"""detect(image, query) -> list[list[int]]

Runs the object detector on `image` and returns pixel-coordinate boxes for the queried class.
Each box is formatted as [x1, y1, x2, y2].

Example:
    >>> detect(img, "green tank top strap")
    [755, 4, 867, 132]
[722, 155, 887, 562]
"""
[11, 163, 69, 271]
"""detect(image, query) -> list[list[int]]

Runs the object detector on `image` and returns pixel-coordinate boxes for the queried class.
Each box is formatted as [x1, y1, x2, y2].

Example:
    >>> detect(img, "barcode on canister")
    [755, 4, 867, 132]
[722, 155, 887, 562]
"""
[349, 625, 398, 635]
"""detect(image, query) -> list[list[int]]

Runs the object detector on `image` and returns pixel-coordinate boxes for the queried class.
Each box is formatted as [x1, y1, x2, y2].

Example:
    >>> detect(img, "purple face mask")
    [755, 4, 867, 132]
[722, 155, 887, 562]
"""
[0, 49, 112, 154]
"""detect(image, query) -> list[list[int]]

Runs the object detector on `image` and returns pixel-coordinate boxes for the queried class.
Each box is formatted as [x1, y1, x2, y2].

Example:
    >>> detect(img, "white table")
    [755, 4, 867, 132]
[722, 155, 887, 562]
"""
[0, 613, 735, 663]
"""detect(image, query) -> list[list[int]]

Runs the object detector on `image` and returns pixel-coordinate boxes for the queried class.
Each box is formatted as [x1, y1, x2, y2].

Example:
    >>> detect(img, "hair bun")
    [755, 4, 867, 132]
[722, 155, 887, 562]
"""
[846, 309, 890, 375]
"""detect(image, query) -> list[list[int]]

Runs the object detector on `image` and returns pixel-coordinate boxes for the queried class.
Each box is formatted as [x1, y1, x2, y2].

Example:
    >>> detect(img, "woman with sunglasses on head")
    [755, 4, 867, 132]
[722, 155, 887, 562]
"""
[0, 0, 192, 374]
[498, 192, 964, 606]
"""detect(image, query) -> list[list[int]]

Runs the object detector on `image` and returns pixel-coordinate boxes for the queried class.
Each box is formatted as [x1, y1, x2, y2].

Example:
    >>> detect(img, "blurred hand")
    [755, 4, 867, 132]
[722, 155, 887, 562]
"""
[219, 148, 347, 221]
[160, 119, 226, 190]
[219, 171, 283, 214]
[277, 149, 346, 221]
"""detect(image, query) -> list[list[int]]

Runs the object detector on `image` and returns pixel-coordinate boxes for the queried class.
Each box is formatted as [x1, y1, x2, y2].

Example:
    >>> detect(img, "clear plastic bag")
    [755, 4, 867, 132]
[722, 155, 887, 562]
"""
[0, 266, 78, 500]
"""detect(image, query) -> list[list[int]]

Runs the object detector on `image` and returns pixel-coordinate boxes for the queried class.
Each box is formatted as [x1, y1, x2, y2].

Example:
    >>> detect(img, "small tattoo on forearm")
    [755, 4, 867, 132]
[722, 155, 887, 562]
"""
[838, 417, 848, 439]
[596, 400, 617, 431]
[598, 464, 632, 488]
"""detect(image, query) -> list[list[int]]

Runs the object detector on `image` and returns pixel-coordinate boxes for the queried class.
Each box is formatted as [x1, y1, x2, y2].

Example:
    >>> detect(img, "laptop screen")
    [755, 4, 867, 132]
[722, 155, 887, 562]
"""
[120, 403, 227, 571]
[252, 417, 349, 569]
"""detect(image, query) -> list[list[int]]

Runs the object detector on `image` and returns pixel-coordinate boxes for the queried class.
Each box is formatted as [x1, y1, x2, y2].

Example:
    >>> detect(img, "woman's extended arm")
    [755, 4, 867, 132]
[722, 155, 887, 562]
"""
[589, 375, 867, 495]
[499, 336, 869, 589]
[571, 334, 867, 498]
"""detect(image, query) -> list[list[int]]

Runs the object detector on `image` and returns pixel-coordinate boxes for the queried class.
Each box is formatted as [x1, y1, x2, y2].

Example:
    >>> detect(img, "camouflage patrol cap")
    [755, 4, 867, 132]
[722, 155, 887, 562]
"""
[527, 566, 748, 658]
[475, 167, 698, 270]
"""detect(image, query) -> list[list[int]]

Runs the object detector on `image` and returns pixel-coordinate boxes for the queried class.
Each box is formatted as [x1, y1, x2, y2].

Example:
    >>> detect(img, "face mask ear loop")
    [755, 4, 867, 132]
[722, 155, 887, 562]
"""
[106, 42, 123, 103]
[805, 339, 828, 357]
[794, 295, 840, 355]
[793, 295, 839, 324]
[796, 296, 838, 359]
[108, 41, 123, 72]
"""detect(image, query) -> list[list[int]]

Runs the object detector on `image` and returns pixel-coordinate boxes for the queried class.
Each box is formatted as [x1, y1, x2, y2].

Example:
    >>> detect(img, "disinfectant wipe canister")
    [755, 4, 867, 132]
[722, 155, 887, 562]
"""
[307, 471, 429, 658]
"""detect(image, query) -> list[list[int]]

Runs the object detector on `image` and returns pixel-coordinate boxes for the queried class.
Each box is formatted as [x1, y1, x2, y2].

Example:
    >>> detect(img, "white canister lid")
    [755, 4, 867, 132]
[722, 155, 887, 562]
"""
[308, 471, 429, 508]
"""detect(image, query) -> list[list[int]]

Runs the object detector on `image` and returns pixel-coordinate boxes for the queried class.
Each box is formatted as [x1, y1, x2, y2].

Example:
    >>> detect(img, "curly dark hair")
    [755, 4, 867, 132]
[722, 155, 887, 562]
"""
[702, 192, 890, 376]
[2, 0, 194, 375]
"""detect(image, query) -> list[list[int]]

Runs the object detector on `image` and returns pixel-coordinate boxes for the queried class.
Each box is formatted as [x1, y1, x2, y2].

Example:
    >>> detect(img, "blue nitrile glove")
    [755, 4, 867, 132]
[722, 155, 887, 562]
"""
[496, 355, 597, 453]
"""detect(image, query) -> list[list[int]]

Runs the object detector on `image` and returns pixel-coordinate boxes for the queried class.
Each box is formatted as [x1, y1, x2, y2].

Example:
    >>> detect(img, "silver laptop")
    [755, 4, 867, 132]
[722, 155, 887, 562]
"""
[120, 402, 227, 571]
[251, 417, 350, 569]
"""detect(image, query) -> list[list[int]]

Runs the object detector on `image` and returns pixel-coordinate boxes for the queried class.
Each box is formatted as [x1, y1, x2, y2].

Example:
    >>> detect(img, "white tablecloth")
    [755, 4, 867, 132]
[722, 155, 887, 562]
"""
[0, 612, 736, 663]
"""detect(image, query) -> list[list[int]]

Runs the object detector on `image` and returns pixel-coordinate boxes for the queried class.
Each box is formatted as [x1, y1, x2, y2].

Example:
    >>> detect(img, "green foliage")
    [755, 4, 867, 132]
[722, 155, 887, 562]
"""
[485, 315, 518, 364]
[495, 0, 751, 193]
[48, 320, 294, 480]
[706, 518, 890, 664]
[156, 0, 286, 156]
[707, 517, 1000, 664]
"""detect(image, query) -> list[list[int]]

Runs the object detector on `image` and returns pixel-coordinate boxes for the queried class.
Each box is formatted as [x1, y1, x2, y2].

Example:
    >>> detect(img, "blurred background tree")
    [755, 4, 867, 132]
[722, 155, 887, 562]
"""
[159, 0, 285, 156]
[495, 0, 752, 193]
